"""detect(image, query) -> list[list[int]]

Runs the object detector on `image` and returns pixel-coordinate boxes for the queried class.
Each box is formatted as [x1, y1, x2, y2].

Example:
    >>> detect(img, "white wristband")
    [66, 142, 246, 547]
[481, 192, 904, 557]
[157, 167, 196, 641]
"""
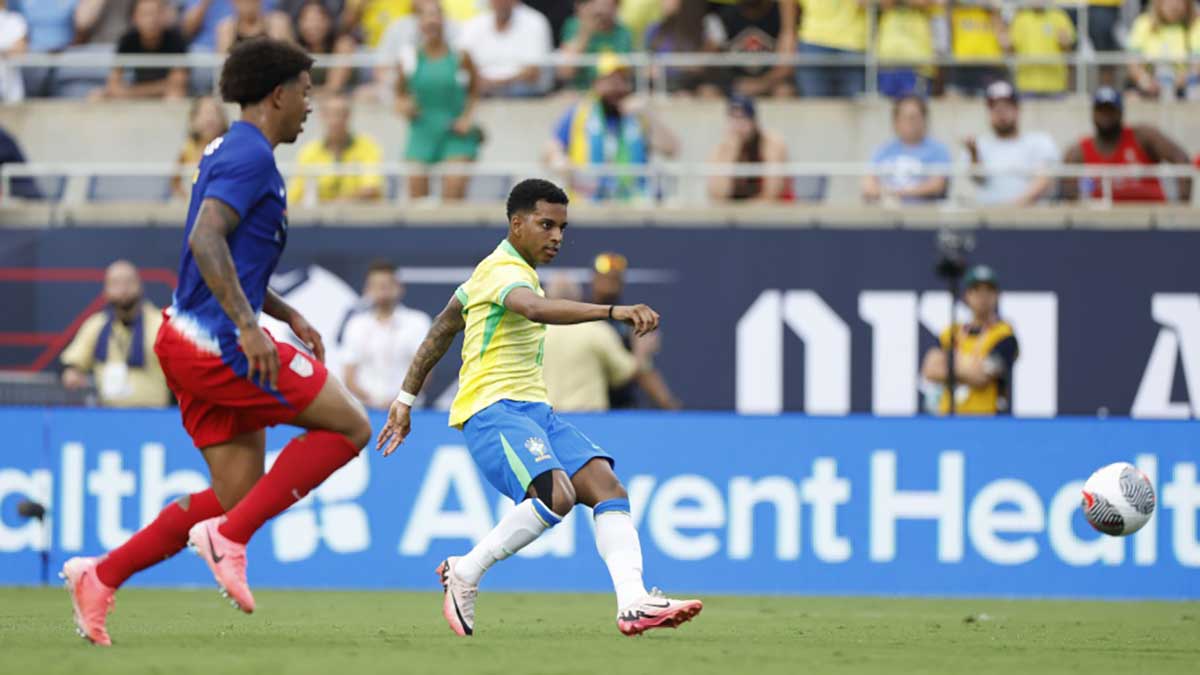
[395, 391, 417, 407]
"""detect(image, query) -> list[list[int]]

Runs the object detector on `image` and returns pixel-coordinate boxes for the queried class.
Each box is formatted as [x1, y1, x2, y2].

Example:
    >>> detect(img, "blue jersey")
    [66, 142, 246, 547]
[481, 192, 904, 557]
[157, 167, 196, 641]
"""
[170, 121, 288, 362]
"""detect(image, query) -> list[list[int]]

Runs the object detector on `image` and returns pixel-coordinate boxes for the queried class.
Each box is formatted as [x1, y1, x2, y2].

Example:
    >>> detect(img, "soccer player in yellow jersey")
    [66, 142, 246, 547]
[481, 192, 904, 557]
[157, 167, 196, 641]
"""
[376, 179, 702, 638]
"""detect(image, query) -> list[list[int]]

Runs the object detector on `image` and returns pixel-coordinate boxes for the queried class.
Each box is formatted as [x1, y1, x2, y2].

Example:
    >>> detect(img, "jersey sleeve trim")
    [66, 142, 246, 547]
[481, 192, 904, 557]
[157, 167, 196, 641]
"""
[497, 281, 534, 307]
[455, 285, 469, 308]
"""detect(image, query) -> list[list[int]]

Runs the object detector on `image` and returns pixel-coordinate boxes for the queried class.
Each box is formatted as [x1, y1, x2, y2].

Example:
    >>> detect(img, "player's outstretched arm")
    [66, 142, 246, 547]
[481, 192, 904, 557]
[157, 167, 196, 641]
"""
[189, 197, 281, 389]
[504, 287, 660, 337]
[376, 294, 466, 456]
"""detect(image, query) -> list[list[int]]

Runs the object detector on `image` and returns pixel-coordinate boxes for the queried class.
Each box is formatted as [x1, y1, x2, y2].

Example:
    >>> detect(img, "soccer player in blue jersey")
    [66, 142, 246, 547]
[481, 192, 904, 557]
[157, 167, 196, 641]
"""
[61, 38, 372, 646]
[376, 179, 703, 637]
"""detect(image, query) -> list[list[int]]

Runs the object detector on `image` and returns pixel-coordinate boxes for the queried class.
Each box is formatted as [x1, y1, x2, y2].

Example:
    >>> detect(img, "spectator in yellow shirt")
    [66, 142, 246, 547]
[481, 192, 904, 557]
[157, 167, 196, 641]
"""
[60, 260, 170, 408]
[342, 0, 412, 48]
[289, 94, 385, 204]
[1127, 0, 1200, 101]
[946, 0, 1007, 96]
[876, 0, 936, 97]
[781, 0, 866, 97]
[1009, 2, 1075, 96]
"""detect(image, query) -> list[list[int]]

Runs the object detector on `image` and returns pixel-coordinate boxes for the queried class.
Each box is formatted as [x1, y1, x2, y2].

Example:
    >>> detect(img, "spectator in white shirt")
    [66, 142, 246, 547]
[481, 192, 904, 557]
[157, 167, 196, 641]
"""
[964, 80, 1060, 206]
[456, 0, 552, 97]
[341, 260, 432, 409]
[0, 0, 27, 103]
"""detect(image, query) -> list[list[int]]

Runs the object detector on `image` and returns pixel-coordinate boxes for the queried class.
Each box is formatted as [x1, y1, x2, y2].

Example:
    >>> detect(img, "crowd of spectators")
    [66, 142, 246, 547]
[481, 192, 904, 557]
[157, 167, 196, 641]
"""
[0, 1, 1195, 103]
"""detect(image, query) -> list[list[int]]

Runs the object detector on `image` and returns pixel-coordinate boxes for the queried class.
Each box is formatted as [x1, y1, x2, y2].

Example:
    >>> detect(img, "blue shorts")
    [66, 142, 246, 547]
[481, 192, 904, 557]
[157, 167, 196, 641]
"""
[462, 399, 613, 503]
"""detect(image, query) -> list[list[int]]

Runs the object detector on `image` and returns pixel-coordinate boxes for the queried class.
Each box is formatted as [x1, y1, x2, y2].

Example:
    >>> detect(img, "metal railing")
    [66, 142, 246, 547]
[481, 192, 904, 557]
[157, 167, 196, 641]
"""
[2, 160, 1195, 209]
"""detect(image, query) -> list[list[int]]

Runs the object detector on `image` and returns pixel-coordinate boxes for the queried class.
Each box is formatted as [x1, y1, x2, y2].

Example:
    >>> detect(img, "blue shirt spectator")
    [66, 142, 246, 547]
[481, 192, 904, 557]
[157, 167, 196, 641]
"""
[863, 95, 950, 204]
[183, 0, 277, 50]
[16, 0, 77, 52]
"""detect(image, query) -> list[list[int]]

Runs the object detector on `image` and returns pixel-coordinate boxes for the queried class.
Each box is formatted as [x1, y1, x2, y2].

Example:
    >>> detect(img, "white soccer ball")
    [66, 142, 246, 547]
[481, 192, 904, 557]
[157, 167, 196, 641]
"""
[1081, 462, 1155, 537]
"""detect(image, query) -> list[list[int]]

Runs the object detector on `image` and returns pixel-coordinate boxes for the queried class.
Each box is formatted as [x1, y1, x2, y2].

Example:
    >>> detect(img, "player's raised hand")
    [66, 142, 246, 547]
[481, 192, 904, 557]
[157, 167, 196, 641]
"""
[240, 326, 280, 391]
[288, 313, 325, 363]
[376, 399, 413, 457]
[613, 304, 660, 337]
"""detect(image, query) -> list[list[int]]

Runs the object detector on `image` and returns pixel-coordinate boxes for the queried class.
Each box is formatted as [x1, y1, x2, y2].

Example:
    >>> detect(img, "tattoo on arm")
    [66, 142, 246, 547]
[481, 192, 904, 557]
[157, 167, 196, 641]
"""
[188, 198, 257, 330]
[400, 296, 465, 396]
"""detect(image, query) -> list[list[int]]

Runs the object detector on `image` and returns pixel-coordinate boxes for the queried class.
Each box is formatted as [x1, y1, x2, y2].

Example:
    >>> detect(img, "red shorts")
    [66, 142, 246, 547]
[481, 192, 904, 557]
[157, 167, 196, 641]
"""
[154, 318, 328, 449]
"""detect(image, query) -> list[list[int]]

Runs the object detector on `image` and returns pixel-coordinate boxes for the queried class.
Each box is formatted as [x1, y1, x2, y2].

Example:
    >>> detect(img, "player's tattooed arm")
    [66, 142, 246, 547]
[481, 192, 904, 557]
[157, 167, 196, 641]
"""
[400, 294, 466, 397]
[189, 198, 257, 330]
[189, 197, 282, 387]
[378, 294, 465, 455]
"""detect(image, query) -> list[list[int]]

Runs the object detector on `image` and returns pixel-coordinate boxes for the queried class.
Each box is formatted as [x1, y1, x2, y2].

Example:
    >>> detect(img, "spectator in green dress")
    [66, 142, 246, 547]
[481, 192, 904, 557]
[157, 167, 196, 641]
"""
[396, 0, 481, 201]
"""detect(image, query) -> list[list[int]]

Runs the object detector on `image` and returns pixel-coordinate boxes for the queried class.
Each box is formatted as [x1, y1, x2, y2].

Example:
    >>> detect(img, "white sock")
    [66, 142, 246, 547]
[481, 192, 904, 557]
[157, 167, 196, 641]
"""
[455, 498, 560, 586]
[594, 510, 648, 609]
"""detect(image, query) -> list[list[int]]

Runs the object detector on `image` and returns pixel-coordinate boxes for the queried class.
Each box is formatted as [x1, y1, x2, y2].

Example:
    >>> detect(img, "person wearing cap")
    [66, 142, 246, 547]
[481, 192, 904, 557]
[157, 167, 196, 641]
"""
[964, 80, 1059, 206]
[920, 264, 1019, 416]
[707, 95, 791, 202]
[863, 94, 950, 204]
[1062, 87, 1191, 203]
[590, 252, 682, 411]
[545, 53, 679, 202]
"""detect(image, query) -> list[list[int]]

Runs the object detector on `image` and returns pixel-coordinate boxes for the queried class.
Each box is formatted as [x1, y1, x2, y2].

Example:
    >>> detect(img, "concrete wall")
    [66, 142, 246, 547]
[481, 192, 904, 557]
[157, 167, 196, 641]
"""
[2, 95, 1198, 203]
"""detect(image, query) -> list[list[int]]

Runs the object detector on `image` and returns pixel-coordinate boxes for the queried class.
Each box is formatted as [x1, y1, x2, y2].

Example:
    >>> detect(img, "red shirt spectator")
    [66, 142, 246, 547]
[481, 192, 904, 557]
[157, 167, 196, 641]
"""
[1062, 87, 1192, 203]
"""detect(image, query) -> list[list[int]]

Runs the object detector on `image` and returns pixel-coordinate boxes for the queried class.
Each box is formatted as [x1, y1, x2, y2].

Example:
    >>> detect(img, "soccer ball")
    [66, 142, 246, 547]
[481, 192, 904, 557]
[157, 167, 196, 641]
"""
[1081, 462, 1155, 536]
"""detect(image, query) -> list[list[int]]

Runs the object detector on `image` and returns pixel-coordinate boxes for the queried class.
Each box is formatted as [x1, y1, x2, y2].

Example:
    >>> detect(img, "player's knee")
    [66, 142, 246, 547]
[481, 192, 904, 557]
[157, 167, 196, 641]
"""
[549, 471, 576, 517]
[531, 470, 575, 518]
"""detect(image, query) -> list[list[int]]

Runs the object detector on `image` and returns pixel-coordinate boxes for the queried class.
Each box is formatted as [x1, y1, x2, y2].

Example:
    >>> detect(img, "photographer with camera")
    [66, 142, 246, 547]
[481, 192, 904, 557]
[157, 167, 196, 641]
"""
[921, 264, 1019, 416]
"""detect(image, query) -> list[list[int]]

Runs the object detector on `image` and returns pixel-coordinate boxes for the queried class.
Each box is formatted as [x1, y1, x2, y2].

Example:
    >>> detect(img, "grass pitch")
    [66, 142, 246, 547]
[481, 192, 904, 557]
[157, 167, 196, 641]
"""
[0, 587, 1196, 674]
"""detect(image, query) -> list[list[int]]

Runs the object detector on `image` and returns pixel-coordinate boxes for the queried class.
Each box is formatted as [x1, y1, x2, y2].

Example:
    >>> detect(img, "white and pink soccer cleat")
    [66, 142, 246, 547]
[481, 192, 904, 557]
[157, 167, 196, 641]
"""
[436, 557, 477, 637]
[188, 517, 255, 614]
[60, 556, 115, 646]
[616, 588, 703, 637]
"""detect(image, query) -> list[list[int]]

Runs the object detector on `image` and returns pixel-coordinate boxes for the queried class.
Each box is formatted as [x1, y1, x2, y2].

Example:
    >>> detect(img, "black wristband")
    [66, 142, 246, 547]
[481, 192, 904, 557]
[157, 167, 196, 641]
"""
[608, 305, 615, 319]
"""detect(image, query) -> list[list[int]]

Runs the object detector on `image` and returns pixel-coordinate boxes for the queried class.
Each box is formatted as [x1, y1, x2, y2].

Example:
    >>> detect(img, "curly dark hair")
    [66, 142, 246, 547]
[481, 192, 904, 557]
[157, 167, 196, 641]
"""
[219, 38, 315, 106]
[506, 178, 569, 220]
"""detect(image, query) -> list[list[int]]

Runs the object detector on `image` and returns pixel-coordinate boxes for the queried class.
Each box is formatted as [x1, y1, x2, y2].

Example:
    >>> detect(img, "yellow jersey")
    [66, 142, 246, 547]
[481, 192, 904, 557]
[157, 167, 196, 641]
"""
[449, 239, 549, 427]
[950, 5, 1003, 59]
[1011, 9, 1075, 94]
[347, 0, 412, 48]
[798, 0, 867, 52]
[877, 6, 934, 67]
[1127, 14, 1200, 78]
[288, 134, 384, 204]
[937, 320, 1018, 416]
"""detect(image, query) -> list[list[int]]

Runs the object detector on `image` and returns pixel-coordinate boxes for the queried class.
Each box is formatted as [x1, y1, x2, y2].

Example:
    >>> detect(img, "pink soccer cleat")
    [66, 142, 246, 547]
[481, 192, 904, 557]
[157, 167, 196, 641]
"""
[60, 556, 115, 646]
[616, 588, 703, 637]
[436, 557, 477, 637]
[188, 517, 255, 614]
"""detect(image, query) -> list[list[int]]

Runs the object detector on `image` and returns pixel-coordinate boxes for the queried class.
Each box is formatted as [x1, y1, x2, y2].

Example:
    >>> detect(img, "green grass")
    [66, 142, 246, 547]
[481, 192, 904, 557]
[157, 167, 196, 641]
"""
[0, 587, 1196, 674]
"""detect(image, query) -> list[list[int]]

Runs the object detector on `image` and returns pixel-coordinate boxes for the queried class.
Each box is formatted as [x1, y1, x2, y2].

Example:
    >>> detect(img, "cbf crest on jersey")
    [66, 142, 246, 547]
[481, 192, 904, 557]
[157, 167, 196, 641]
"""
[526, 437, 551, 462]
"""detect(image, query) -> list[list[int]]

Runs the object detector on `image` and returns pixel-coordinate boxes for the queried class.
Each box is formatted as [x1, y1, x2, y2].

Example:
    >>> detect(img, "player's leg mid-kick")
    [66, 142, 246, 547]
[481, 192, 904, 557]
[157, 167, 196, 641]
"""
[376, 178, 701, 637]
[62, 38, 370, 647]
